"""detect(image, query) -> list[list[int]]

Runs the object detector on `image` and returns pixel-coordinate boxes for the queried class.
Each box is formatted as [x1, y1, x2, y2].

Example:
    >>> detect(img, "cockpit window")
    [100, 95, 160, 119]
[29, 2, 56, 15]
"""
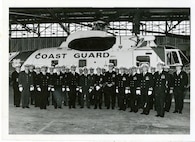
[166, 51, 179, 65]
[179, 51, 189, 65]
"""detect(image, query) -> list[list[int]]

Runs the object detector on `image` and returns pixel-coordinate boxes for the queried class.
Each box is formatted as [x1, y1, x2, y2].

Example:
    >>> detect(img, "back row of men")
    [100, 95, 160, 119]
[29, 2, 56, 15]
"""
[11, 62, 188, 117]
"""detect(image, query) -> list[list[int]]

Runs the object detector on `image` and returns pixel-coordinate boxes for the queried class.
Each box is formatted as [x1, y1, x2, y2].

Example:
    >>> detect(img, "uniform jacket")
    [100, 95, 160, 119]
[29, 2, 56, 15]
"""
[104, 71, 116, 85]
[94, 74, 104, 86]
[68, 72, 79, 87]
[153, 71, 169, 90]
[18, 71, 34, 88]
[116, 74, 129, 88]
[34, 73, 42, 87]
[48, 72, 55, 87]
[53, 72, 64, 86]
[87, 74, 95, 87]
[39, 73, 49, 87]
[11, 71, 19, 87]
[61, 72, 70, 87]
[129, 73, 141, 89]
[172, 71, 188, 90]
[140, 72, 153, 90]
[79, 74, 90, 87]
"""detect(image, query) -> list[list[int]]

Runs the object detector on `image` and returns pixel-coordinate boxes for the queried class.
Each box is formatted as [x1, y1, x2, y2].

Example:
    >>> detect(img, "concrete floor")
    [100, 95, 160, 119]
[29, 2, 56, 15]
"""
[9, 87, 190, 134]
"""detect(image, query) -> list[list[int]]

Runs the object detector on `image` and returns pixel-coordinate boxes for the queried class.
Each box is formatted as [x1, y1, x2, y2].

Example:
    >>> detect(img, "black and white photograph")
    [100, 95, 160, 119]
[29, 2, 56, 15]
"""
[1, 1, 195, 141]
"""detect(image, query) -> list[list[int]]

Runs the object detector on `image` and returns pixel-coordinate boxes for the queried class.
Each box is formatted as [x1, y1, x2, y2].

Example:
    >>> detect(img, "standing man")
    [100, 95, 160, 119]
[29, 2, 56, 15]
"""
[29, 64, 36, 105]
[11, 65, 21, 107]
[129, 66, 141, 112]
[34, 67, 42, 107]
[18, 64, 34, 108]
[37, 66, 49, 109]
[53, 66, 63, 109]
[164, 66, 173, 112]
[77, 67, 84, 106]
[79, 67, 90, 108]
[94, 67, 104, 109]
[153, 63, 169, 117]
[88, 67, 95, 106]
[115, 67, 120, 108]
[140, 63, 153, 115]
[68, 65, 79, 109]
[171, 64, 188, 114]
[48, 66, 55, 106]
[116, 67, 128, 111]
[150, 67, 156, 110]
[61, 66, 69, 106]
[104, 63, 116, 109]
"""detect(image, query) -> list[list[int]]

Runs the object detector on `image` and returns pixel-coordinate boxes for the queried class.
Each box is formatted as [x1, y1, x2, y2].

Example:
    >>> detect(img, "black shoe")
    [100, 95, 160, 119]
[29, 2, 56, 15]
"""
[58, 106, 62, 109]
[165, 110, 169, 112]
[99, 107, 102, 109]
[173, 110, 178, 113]
[179, 111, 182, 114]
[145, 112, 149, 115]
[107, 107, 110, 109]
[112, 107, 115, 110]
[141, 112, 145, 114]
[87, 107, 90, 109]
[16, 105, 20, 107]
[80, 106, 84, 108]
[94, 107, 97, 109]
[155, 114, 160, 117]
[54, 107, 57, 109]
[129, 110, 133, 112]
[160, 115, 164, 118]
[26, 106, 30, 108]
[22, 107, 25, 109]
[73, 106, 76, 109]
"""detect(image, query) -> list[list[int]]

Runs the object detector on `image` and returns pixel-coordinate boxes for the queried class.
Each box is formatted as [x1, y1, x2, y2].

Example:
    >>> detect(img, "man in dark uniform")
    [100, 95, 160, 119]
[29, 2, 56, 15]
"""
[29, 64, 36, 105]
[171, 64, 188, 114]
[104, 63, 116, 109]
[11, 65, 21, 107]
[164, 66, 173, 112]
[34, 67, 42, 107]
[18, 64, 34, 108]
[129, 66, 141, 112]
[68, 65, 79, 109]
[53, 66, 63, 109]
[94, 67, 104, 109]
[140, 63, 153, 115]
[150, 67, 156, 110]
[116, 67, 129, 111]
[79, 67, 90, 108]
[77, 67, 84, 106]
[115, 67, 120, 108]
[37, 66, 49, 109]
[48, 66, 55, 105]
[61, 66, 69, 106]
[101, 68, 106, 107]
[153, 62, 169, 117]
[88, 67, 95, 106]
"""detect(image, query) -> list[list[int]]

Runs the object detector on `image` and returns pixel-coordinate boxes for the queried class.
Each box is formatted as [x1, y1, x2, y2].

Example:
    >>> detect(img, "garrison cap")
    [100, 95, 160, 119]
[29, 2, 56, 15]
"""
[35, 66, 40, 69]
[24, 64, 30, 67]
[71, 65, 76, 68]
[96, 67, 101, 70]
[89, 67, 94, 70]
[14, 65, 21, 68]
[163, 65, 170, 69]
[141, 63, 149, 68]
[157, 62, 165, 66]
[131, 66, 137, 69]
[175, 63, 182, 67]
[108, 63, 114, 67]
[41, 65, 47, 69]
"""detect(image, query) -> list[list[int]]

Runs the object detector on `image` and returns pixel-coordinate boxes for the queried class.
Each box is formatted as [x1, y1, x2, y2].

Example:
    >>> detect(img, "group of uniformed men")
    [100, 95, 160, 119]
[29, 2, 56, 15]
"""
[11, 62, 188, 117]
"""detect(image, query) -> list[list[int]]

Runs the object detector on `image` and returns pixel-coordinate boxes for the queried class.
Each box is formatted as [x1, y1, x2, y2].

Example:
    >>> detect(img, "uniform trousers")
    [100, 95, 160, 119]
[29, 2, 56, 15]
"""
[39, 86, 48, 109]
[13, 84, 21, 106]
[94, 89, 103, 108]
[69, 86, 77, 108]
[80, 87, 90, 108]
[118, 88, 126, 110]
[130, 88, 137, 112]
[21, 86, 30, 107]
[53, 86, 62, 108]
[164, 90, 172, 112]
[155, 87, 166, 116]
[174, 87, 185, 112]
[104, 86, 116, 109]
[141, 88, 151, 114]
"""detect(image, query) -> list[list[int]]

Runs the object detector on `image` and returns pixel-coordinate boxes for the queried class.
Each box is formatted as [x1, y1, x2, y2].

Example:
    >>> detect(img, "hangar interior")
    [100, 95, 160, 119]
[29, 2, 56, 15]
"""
[9, 8, 190, 58]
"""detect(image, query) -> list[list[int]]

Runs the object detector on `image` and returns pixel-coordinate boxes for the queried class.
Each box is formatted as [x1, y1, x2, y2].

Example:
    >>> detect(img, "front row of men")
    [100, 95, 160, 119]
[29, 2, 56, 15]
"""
[11, 63, 188, 117]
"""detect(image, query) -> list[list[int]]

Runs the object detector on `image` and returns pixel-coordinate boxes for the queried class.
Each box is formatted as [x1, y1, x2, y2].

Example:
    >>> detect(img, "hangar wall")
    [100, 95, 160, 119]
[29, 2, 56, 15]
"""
[9, 36, 190, 58]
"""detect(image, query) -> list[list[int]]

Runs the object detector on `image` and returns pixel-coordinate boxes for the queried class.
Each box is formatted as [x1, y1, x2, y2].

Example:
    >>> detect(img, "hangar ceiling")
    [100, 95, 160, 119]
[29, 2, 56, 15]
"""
[9, 8, 190, 38]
